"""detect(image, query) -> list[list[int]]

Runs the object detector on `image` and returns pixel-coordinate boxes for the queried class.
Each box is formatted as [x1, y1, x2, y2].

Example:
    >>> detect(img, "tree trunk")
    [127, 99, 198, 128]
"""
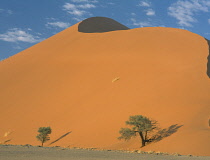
[41, 140, 44, 147]
[145, 131, 148, 141]
[138, 131, 145, 147]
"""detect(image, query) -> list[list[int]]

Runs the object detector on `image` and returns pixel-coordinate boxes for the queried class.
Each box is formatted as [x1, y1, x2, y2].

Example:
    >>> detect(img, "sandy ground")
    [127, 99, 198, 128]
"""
[0, 145, 209, 160]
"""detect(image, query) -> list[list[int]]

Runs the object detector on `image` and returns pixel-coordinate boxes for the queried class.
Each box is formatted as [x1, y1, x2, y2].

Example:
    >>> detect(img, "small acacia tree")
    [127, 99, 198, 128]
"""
[118, 115, 157, 147]
[36, 127, 52, 147]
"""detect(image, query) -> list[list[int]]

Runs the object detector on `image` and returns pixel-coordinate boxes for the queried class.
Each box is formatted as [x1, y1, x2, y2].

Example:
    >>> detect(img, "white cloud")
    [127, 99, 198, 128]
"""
[64, 3, 96, 9]
[107, 2, 115, 5]
[208, 19, 210, 24]
[0, 28, 43, 43]
[78, 4, 96, 9]
[46, 17, 56, 21]
[46, 21, 71, 28]
[130, 18, 152, 27]
[68, 10, 86, 16]
[63, 3, 95, 16]
[13, 45, 22, 49]
[63, 3, 77, 10]
[131, 13, 136, 16]
[63, 3, 85, 16]
[133, 21, 152, 27]
[7, 10, 13, 15]
[204, 32, 210, 35]
[168, 0, 210, 27]
[71, 0, 98, 3]
[72, 17, 84, 22]
[145, 9, 155, 16]
[0, 9, 13, 15]
[139, 1, 150, 7]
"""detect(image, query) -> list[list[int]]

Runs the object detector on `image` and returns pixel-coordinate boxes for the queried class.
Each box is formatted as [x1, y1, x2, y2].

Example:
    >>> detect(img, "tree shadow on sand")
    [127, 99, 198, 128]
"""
[148, 124, 183, 143]
[48, 131, 72, 146]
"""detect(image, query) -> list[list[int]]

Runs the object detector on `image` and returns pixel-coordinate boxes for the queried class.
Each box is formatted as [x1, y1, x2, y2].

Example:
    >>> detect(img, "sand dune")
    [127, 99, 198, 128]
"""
[0, 17, 209, 156]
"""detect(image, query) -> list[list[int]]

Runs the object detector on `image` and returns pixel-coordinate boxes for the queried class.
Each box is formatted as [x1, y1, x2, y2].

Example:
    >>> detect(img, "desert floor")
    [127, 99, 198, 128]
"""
[0, 145, 209, 160]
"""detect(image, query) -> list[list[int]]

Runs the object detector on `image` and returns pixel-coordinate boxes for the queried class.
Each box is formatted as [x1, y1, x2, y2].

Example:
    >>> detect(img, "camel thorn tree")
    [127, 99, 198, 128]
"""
[118, 115, 157, 147]
[36, 127, 52, 147]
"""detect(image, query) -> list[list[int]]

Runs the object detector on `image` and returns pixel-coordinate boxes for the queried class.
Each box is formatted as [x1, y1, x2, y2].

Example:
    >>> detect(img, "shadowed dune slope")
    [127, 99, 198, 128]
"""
[205, 39, 210, 77]
[0, 18, 209, 156]
[78, 17, 129, 33]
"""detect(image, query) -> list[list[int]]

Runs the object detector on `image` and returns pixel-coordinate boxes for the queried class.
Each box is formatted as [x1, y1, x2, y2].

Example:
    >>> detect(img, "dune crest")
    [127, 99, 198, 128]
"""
[0, 17, 209, 156]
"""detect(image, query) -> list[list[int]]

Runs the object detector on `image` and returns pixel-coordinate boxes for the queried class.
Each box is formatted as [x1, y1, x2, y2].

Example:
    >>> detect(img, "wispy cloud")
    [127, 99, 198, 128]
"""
[0, 8, 13, 15]
[63, 3, 85, 16]
[145, 9, 155, 16]
[7, 10, 13, 15]
[131, 12, 136, 16]
[107, 2, 115, 5]
[72, 17, 84, 22]
[204, 32, 210, 36]
[138, 1, 151, 7]
[0, 28, 43, 43]
[168, 0, 210, 27]
[46, 21, 71, 29]
[13, 45, 22, 50]
[78, 4, 96, 9]
[130, 18, 153, 27]
[63, 2, 96, 16]
[71, 0, 98, 3]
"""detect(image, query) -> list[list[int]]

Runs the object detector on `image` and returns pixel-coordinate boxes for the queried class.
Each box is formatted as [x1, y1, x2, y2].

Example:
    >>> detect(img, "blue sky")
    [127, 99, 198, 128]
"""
[1, 0, 210, 60]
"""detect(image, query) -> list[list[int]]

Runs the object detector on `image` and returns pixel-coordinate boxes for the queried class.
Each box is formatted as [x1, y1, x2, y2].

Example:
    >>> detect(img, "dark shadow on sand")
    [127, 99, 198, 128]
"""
[149, 124, 183, 143]
[3, 139, 11, 144]
[78, 17, 130, 33]
[48, 132, 72, 146]
[205, 38, 210, 78]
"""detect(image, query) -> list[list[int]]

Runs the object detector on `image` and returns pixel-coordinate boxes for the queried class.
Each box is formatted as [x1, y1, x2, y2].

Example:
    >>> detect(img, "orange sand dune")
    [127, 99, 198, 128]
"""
[0, 17, 209, 156]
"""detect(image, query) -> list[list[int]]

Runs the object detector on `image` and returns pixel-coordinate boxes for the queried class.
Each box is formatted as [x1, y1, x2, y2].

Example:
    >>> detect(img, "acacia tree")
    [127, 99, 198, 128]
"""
[36, 127, 52, 147]
[118, 115, 157, 147]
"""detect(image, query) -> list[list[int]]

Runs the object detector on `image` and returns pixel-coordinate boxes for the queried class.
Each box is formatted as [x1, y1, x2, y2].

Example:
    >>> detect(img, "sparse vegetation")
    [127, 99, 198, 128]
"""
[36, 127, 52, 147]
[118, 115, 157, 147]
